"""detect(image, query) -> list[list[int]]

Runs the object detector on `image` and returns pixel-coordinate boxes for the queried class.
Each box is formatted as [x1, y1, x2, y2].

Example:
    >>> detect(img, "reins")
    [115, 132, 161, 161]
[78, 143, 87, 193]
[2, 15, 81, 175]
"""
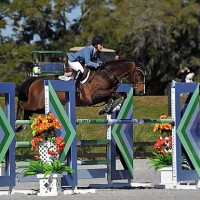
[91, 63, 146, 91]
[102, 67, 122, 87]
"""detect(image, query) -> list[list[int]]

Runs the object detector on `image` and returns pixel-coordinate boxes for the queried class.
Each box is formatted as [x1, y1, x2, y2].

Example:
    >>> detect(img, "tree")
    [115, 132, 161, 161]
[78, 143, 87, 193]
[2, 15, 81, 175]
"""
[76, 0, 200, 94]
[0, 0, 80, 85]
[1, 0, 79, 45]
[0, 0, 200, 95]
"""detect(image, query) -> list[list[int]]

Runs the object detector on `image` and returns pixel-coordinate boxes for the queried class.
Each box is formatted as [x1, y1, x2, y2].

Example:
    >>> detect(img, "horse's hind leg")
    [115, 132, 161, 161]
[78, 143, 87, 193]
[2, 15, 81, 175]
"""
[15, 100, 36, 132]
[16, 99, 23, 120]
[15, 100, 25, 132]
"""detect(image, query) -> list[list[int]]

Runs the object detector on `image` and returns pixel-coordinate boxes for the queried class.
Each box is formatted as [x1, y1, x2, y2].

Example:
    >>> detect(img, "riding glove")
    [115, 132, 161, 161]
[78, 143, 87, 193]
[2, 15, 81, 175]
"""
[97, 60, 105, 68]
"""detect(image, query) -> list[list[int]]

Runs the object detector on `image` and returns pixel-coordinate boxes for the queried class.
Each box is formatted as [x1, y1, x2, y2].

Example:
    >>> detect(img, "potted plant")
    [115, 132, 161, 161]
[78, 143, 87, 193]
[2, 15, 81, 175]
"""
[22, 112, 75, 196]
[147, 114, 173, 184]
[22, 159, 75, 196]
[148, 114, 190, 184]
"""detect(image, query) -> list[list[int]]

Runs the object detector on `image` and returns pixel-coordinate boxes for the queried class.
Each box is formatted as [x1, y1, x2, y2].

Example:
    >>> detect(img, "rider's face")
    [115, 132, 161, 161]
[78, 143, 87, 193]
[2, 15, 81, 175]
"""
[97, 43, 103, 51]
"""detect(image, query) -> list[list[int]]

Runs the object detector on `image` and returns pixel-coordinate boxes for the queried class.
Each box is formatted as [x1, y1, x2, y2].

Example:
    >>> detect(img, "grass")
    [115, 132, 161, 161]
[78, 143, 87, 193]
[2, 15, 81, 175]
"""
[0, 96, 170, 158]
[133, 96, 169, 142]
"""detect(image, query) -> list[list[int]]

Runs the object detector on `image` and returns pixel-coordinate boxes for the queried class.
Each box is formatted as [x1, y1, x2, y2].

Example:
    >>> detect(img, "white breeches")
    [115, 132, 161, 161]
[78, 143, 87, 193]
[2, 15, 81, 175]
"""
[68, 60, 84, 73]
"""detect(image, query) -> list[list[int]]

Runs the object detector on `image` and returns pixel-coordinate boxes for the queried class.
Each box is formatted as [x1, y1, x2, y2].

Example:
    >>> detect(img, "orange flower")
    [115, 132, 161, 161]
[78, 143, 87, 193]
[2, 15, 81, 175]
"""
[153, 123, 160, 132]
[162, 123, 172, 131]
[34, 155, 40, 160]
[54, 137, 65, 152]
[30, 113, 64, 159]
[153, 136, 172, 154]
[30, 113, 62, 137]
[160, 114, 167, 119]
[153, 114, 172, 134]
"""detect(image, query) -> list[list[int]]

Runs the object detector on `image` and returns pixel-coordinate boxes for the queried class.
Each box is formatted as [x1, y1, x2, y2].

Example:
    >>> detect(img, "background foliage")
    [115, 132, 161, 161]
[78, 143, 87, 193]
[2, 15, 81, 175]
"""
[0, 0, 200, 95]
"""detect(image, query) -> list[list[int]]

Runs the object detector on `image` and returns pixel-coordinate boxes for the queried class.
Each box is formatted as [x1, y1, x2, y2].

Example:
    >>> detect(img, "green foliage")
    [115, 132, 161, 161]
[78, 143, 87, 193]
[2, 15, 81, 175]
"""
[147, 152, 191, 171]
[1, 1, 200, 94]
[181, 157, 191, 170]
[22, 159, 75, 177]
[147, 152, 172, 171]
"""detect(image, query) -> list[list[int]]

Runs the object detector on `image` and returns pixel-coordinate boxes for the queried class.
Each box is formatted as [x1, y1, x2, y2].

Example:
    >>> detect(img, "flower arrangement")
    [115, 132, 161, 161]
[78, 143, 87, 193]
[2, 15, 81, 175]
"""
[30, 113, 65, 157]
[148, 114, 173, 171]
[148, 113, 191, 172]
[22, 112, 75, 177]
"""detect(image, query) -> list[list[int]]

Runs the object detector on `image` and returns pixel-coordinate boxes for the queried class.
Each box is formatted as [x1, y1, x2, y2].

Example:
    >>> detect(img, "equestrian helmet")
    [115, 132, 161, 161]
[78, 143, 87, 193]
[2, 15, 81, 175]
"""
[92, 36, 104, 46]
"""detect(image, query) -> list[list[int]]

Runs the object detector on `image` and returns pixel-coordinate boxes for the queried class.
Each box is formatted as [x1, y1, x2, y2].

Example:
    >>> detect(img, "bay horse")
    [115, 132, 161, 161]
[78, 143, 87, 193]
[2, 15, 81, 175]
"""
[16, 60, 146, 130]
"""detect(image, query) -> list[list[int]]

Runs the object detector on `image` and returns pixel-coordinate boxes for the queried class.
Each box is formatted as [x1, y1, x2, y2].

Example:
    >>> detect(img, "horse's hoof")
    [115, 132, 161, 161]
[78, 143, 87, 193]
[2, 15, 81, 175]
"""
[99, 108, 106, 115]
[15, 125, 27, 132]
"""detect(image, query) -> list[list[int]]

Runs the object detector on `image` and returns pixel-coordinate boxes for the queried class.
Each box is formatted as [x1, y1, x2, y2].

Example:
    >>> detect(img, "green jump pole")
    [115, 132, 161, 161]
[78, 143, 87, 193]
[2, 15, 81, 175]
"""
[16, 141, 32, 148]
[16, 120, 32, 125]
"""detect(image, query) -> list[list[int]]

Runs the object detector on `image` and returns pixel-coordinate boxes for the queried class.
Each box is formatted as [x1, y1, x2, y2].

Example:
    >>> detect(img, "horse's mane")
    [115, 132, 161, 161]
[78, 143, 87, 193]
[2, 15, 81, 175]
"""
[104, 60, 146, 74]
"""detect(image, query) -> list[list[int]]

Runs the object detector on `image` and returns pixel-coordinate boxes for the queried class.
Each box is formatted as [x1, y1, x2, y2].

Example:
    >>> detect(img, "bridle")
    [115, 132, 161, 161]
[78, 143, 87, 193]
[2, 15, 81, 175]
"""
[132, 67, 147, 94]
[89, 62, 147, 94]
[120, 66, 146, 94]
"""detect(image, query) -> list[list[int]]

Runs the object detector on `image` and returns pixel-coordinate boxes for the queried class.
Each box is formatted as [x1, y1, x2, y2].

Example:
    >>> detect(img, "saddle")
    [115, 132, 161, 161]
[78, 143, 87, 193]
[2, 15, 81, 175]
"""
[58, 66, 98, 105]
[58, 66, 94, 85]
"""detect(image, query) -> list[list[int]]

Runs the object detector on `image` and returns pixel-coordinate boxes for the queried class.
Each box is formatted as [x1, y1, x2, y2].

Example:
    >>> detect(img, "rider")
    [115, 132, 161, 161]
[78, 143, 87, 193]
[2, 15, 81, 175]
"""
[66, 35, 105, 90]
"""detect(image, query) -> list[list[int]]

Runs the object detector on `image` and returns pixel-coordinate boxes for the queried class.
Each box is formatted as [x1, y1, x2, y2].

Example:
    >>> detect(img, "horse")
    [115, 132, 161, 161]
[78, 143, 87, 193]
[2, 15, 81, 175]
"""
[16, 60, 146, 130]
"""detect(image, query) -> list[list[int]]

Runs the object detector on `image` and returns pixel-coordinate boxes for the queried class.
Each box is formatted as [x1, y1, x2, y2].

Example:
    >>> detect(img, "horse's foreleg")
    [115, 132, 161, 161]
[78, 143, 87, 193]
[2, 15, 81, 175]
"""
[111, 96, 125, 113]
[111, 92, 127, 113]
[98, 97, 115, 115]
[104, 98, 115, 113]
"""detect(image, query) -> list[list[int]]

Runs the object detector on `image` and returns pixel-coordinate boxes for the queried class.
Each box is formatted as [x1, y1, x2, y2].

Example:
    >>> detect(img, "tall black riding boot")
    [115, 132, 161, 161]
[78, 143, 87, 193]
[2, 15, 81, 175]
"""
[74, 70, 83, 90]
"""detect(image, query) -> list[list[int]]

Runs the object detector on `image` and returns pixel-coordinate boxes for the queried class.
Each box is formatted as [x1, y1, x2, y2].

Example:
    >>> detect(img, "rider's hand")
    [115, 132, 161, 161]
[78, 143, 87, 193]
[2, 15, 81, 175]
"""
[97, 60, 105, 68]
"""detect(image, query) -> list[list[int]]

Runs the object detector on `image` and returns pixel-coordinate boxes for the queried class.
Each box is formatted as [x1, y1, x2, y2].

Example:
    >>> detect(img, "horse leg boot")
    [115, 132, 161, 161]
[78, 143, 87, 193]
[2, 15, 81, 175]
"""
[99, 98, 114, 115]
[74, 70, 83, 91]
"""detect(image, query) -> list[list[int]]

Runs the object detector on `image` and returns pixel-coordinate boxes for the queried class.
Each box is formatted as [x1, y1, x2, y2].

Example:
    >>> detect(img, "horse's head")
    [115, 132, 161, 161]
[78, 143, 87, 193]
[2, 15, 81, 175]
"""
[103, 60, 147, 95]
[128, 62, 147, 96]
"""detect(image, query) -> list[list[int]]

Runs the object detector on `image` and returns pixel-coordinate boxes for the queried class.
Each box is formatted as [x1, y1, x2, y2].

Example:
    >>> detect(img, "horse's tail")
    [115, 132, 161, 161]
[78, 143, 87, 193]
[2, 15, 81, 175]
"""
[15, 77, 37, 132]
[15, 98, 26, 132]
